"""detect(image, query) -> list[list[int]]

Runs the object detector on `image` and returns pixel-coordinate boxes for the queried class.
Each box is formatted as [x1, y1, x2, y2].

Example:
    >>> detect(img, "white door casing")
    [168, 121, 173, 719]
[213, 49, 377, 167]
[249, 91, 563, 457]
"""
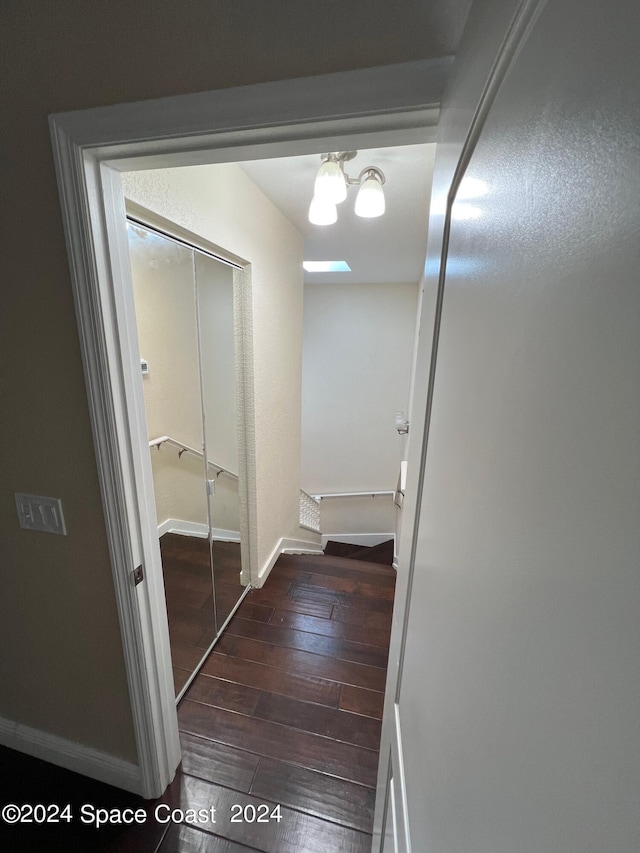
[49, 59, 449, 799]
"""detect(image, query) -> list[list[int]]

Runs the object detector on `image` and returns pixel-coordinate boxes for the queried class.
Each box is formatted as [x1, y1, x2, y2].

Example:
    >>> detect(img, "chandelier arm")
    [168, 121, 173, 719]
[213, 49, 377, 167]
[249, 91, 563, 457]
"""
[357, 166, 386, 185]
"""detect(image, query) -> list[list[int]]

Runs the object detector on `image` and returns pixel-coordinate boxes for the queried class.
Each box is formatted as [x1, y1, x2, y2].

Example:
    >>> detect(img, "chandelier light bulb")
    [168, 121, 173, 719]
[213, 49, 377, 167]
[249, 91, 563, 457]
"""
[314, 158, 347, 205]
[308, 195, 337, 226]
[354, 170, 385, 218]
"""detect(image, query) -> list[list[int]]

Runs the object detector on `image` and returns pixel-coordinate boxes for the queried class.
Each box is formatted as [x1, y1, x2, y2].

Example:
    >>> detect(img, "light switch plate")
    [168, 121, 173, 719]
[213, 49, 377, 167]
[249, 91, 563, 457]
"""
[15, 493, 67, 535]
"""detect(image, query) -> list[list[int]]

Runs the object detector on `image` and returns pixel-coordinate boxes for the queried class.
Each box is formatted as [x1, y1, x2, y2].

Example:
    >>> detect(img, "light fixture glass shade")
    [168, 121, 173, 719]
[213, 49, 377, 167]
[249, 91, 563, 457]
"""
[314, 159, 347, 205]
[308, 195, 337, 225]
[354, 173, 385, 218]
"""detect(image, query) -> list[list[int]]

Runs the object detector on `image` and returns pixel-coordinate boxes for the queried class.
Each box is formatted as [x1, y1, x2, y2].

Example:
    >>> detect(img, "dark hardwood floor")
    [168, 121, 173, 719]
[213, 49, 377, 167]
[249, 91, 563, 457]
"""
[160, 534, 245, 695]
[0, 550, 395, 852]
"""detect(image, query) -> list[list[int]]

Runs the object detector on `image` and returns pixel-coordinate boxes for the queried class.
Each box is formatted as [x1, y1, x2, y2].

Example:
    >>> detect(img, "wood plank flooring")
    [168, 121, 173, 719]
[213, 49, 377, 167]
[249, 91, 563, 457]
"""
[0, 550, 395, 852]
[160, 534, 245, 695]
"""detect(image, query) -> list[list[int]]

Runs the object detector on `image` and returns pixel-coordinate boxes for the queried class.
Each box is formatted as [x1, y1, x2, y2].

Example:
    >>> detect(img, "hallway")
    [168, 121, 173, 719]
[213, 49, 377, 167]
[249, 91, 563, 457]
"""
[0, 551, 395, 852]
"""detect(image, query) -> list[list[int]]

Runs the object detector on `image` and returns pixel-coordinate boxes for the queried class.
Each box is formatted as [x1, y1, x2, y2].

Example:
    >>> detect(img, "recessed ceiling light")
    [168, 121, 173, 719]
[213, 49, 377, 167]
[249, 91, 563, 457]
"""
[303, 261, 352, 272]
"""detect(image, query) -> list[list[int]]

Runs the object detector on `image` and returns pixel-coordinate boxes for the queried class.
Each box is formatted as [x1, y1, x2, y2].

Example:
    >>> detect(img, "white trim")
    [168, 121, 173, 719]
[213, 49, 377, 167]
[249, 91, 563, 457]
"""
[102, 164, 181, 796]
[256, 537, 325, 587]
[389, 775, 400, 852]
[313, 490, 395, 500]
[281, 541, 325, 555]
[70, 59, 449, 172]
[157, 518, 241, 542]
[48, 128, 180, 800]
[233, 265, 258, 588]
[0, 717, 141, 795]
[389, 703, 411, 852]
[48, 59, 448, 799]
[322, 532, 395, 548]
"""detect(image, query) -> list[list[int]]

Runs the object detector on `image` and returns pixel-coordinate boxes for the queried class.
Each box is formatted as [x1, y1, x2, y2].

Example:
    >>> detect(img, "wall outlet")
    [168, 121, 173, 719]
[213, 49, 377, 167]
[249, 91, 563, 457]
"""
[15, 493, 67, 535]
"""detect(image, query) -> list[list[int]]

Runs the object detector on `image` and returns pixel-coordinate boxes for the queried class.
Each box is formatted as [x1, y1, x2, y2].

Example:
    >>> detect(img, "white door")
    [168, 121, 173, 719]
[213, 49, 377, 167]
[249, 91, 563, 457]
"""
[374, 0, 640, 850]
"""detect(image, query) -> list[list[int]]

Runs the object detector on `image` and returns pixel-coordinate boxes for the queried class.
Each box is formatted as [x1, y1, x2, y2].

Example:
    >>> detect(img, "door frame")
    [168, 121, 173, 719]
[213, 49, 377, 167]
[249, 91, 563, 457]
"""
[49, 58, 449, 800]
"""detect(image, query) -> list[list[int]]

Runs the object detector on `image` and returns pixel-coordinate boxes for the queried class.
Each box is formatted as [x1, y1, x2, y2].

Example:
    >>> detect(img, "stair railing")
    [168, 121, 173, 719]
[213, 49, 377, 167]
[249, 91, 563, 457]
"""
[152, 436, 321, 535]
[149, 435, 239, 482]
[299, 488, 321, 533]
[311, 490, 395, 500]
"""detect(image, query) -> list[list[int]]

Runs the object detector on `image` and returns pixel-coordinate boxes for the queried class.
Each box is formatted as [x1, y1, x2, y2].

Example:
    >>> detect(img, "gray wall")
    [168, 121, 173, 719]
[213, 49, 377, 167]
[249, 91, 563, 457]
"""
[394, 0, 640, 849]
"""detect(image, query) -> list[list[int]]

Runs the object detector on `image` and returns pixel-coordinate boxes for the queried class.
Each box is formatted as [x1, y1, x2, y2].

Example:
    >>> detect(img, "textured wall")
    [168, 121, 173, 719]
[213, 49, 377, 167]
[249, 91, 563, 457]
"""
[395, 0, 640, 849]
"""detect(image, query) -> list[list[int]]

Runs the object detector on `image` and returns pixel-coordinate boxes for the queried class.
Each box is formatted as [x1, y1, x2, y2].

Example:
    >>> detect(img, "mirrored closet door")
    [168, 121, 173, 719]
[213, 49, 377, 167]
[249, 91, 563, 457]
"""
[126, 220, 245, 700]
[195, 252, 243, 632]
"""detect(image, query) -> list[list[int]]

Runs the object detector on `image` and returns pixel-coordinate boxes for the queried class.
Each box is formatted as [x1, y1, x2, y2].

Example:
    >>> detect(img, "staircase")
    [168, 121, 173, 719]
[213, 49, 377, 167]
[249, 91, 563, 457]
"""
[323, 538, 394, 566]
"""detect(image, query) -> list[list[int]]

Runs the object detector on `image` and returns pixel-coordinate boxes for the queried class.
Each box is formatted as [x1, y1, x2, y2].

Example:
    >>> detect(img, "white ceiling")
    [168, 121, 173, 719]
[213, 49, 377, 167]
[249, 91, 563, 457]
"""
[237, 143, 436, 285]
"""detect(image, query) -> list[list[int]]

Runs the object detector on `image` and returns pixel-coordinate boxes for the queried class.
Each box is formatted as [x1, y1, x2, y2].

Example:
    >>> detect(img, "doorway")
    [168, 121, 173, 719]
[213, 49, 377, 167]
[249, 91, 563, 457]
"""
[49, 59, 441, 800]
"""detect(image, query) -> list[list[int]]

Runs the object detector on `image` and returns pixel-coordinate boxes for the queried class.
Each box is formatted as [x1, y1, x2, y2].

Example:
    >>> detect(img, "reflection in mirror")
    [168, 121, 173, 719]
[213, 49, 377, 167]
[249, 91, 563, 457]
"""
[195, 252, 244, 630]
[127, 220, 246, 700]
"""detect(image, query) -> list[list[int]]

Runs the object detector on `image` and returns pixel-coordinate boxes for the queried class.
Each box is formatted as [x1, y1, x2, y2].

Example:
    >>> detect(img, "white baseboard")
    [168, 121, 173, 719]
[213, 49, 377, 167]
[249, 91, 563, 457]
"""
[281, 538, 325, 556]
[0, 716, 141, 795]
[158, 518, 241, 542]
[256, 536, 324, 588]
[321, 532, 395, 548]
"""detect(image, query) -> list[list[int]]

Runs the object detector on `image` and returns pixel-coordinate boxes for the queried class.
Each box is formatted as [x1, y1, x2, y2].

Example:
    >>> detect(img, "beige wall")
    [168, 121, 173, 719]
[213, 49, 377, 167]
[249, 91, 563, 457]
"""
[301, 281, 417, 488]
[123, 164, 305, 578]
[320, 496, 397, 539]
[0, 1, 456, 766]
[301, 281, 418, 538]
[198, 255, 239, 477]
[129, 224, 207, 529]
[129, 226, 240, 533]
[197, 254, 241, 535]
